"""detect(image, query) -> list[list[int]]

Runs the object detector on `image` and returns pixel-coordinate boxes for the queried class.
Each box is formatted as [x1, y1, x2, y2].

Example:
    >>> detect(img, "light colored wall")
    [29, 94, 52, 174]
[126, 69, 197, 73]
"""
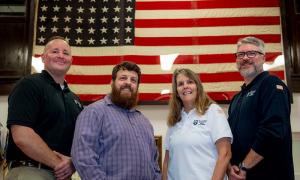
[0, 96, 7, 127]
[291, 93, 300, 132]
[294, 133, 300, 180]
[1, 93, 300, 178]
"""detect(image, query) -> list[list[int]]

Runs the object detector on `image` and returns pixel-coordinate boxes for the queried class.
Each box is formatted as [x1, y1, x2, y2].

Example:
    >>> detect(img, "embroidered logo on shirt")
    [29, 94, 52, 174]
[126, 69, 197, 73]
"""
[246, 90, 256, 97]
[193, 119, 207, 126]
[74, 99, 83, 109]
[276, 84, 283, 90]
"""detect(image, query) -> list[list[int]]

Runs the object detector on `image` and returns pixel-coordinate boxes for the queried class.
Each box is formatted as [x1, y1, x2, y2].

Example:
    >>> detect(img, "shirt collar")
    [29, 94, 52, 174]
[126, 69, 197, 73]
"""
[181, 107, 196, 116]
[41, 70, 70, 91]
[241, 71, 269, 91]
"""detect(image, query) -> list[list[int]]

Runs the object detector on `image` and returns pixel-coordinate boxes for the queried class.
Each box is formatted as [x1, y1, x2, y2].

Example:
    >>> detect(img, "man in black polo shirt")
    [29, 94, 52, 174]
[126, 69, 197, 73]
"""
[227, 36, 294, 180]
[6, 36, 83, 180]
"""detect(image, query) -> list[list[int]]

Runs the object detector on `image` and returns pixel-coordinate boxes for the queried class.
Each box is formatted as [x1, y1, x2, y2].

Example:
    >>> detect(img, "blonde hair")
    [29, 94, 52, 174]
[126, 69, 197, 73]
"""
[167, 68, 214, 126]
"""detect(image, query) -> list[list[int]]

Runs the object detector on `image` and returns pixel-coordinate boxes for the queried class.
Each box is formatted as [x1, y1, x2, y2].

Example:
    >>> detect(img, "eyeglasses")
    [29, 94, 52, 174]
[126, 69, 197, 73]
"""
[235, 51, 264, 59]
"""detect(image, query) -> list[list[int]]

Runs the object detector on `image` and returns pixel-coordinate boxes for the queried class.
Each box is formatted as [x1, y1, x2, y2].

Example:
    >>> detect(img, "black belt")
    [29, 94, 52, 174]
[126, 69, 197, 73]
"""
[8, 160, 52, 171]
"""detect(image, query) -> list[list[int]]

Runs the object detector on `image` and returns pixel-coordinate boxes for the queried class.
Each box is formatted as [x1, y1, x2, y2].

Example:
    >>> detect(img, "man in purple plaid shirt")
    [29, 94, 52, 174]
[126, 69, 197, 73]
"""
[71, 61, 161, 180]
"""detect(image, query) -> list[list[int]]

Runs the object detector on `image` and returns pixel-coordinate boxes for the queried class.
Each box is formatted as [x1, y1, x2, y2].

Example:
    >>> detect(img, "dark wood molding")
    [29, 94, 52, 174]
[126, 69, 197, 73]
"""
[0, 0, 35, 95]
[280, 0, 293, 93]
[0, 0, 25, 5]
[280, 0, 300, 93]
[26, 0, 35, 75]
[291, 74, 300, 92]
[0, 79, 18, 94]
[154, 135, 162, 171]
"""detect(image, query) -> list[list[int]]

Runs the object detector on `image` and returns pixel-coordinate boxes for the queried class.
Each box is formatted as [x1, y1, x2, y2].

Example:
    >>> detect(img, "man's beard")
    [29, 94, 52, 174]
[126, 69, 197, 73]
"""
[239, 65, 258, 79]
[111, 83, 138, 109]
[237, 60, 263, 79]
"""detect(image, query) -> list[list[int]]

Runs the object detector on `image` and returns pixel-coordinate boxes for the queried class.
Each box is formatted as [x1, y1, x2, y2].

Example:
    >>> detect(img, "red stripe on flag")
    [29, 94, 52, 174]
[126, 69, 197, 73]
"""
[134, 34, 281, 46]
[78, 91, 239, 102]
[135, 17, 280, 28]
[136, 0, 279, 10]
[66, 71, 284, 84]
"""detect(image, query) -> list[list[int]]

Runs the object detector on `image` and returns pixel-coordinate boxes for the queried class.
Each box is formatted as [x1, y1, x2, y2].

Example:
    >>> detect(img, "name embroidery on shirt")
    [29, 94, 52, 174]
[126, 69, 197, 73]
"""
[193, 119, 207, 126]
[246, 90, 256, 97]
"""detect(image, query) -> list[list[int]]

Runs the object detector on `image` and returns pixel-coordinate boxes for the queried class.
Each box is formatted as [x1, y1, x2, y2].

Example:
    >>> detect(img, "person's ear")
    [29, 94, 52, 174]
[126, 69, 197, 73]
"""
[41, 54, 45, 63]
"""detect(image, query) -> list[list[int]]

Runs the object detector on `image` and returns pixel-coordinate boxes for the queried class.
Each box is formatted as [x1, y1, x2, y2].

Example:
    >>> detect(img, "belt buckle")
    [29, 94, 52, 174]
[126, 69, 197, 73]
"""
[20, 160, 26, 166]
[8, 160, 50, 171]
[25, 161, 32, 167]
[26, 161, 42, 169]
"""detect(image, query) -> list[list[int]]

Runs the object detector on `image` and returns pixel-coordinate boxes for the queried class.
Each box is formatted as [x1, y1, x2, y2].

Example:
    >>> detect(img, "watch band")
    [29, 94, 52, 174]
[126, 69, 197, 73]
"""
[239, 162, 250, 172]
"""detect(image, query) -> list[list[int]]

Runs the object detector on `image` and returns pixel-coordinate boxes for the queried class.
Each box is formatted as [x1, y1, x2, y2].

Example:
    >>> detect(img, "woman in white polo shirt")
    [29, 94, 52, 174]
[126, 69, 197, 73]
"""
[162, 68, 232, 180]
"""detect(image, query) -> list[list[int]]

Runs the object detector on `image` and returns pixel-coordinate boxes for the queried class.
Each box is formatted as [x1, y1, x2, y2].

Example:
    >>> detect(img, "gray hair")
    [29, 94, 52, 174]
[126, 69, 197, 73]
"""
[237, 36, 265, 54]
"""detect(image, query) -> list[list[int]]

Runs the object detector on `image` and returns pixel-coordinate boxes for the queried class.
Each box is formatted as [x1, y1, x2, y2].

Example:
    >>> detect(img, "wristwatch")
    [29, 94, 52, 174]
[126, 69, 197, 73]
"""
[239, 162, 250, 172]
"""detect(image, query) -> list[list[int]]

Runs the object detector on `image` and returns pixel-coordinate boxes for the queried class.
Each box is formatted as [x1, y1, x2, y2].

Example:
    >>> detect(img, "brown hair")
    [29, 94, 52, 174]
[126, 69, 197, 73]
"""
[167, 68, 214, 126]
[112, 61, 141, 84]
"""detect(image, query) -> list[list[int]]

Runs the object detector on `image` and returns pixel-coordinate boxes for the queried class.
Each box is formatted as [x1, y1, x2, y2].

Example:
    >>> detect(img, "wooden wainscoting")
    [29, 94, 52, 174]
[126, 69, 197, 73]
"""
[154, 135, 162, 171]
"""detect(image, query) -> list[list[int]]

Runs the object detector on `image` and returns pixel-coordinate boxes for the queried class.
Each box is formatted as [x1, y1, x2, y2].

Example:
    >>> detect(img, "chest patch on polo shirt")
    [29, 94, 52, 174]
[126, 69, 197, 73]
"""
[74, 99, 83, 109]
[276, 84, 283, 90]
[246, 90, 256, 97]
[193, 119, 207, 126]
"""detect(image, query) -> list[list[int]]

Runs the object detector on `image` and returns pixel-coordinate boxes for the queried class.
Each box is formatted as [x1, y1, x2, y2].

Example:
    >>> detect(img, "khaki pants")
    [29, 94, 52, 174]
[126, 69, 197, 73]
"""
[5, 166, 55, 180]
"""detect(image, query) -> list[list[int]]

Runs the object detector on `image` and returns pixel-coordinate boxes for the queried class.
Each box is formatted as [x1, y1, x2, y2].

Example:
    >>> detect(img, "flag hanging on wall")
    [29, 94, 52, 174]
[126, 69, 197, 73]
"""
[33, 0, 284, 103]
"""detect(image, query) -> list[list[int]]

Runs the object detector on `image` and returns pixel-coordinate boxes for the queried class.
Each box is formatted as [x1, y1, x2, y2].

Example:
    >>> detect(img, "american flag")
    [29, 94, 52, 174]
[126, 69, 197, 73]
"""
[33, 0, 284, 103]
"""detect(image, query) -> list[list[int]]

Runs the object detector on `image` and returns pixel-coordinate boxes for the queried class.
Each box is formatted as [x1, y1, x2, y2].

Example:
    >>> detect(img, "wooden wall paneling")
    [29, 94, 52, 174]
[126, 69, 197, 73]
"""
[292, 17, 300, 91]
[280, 0, 300, 92]
[154, 136, 162, 171]
[0, 0, 35, 95]
[280, 0, 293, 95]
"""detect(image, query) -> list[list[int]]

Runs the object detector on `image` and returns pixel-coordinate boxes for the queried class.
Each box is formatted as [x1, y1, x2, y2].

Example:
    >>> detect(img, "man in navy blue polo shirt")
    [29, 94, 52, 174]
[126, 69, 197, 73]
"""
[227, 36, 294, 180]
[6, 36, 83, 180]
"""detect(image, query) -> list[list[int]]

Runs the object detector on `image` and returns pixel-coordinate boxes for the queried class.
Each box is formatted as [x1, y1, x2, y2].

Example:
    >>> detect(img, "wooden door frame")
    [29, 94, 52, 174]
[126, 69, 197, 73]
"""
[280, 0, 300, 93]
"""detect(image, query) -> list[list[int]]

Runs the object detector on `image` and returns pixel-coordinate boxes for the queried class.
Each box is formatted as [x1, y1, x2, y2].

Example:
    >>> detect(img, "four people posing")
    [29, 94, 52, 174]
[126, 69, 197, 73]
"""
[4, 36, 294, 180]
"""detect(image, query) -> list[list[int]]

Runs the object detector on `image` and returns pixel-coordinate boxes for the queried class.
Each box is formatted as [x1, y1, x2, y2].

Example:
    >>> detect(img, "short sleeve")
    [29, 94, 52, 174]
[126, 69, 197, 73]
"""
[7, 78, 41, 128]
[164, 127, 173, 150]
[208, 104, 233, 143]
